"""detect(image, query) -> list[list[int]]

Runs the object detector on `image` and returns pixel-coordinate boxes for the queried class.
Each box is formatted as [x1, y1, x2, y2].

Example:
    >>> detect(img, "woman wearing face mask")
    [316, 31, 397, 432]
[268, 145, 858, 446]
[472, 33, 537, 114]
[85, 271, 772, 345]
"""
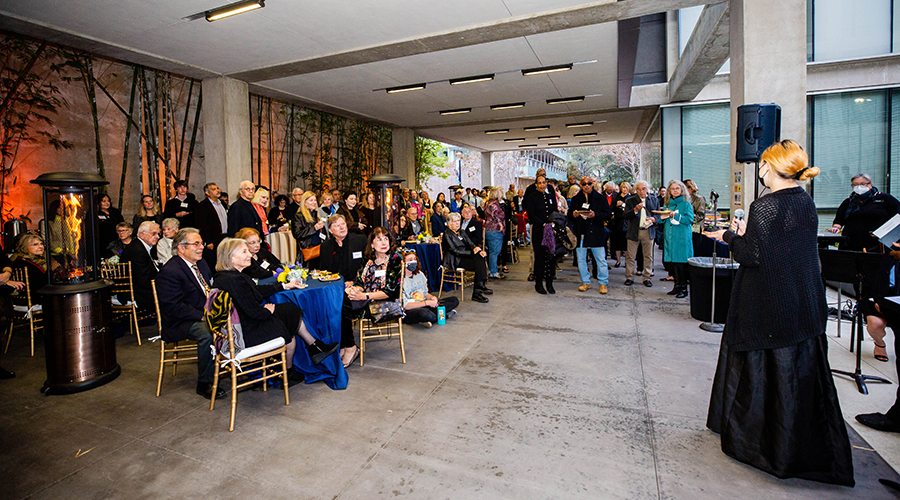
[705, 140, 853, 486]
[827, 174, 900, 252]
[400, 250, 458, 327]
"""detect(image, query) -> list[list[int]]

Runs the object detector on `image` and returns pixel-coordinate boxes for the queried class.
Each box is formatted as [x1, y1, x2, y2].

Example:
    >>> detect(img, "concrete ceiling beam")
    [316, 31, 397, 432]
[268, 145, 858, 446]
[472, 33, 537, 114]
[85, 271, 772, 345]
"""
[229, 0, 716, 83]
[667, 2, 730, 103]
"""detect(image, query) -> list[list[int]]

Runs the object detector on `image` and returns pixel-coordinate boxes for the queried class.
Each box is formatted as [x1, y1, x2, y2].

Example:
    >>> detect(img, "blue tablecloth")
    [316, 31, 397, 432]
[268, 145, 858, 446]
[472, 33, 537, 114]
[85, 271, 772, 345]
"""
[408, 242, 442, 292]
[267, 278, 347, 390]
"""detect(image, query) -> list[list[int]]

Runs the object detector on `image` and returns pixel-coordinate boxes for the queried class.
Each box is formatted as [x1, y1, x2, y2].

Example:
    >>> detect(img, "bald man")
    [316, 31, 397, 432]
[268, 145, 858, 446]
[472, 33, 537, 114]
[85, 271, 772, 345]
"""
[226, 180, 263, 236]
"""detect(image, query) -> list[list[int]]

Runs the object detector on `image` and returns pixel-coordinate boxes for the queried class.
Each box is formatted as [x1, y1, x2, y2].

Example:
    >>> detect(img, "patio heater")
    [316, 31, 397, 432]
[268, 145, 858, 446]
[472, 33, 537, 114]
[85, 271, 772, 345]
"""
[31, 172, 119, 395]
[367, 174, 404, 230]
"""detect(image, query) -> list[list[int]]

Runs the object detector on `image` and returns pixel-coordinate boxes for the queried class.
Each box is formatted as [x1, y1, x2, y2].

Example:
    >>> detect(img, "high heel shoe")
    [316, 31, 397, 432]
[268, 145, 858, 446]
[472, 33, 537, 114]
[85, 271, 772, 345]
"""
[874, 342, 890, 362]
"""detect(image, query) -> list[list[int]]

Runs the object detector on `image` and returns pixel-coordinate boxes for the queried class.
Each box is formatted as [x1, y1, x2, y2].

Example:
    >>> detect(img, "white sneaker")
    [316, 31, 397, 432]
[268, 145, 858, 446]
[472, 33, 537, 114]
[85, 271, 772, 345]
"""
[423, 321, 433, 328]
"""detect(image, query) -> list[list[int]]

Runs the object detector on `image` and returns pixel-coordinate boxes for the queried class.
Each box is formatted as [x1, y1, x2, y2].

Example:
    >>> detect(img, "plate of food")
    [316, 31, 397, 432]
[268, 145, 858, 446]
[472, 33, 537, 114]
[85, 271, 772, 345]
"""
[317, 272, 341, 281]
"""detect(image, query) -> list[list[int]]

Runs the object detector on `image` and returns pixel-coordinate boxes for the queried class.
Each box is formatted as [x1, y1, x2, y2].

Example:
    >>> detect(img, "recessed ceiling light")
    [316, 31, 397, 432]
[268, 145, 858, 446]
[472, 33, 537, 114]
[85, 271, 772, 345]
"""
[566, 122, 593, 128]
[574, 132, 597, 138]
[386, 83, 426, 94]
[521, 63, 573, 76]
[491, 102, 526, 110]
[518, 144, 538, 148]
[504, 138, 526, 142]
[523, 125, 550, 132]
[579, 140, 601, 145]
[205, 0, 264, 21]
[548, 142, 568, 147]
[484, 129, 509, 135]
[538, 135, 560, 140]
[439, 108, 471, 116]
[449, 74, 495, 85]
[547, 96, 585, 105]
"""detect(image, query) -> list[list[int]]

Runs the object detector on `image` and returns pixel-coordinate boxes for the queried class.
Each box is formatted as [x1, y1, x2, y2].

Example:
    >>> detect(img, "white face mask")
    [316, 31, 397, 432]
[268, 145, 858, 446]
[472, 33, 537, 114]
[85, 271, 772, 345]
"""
[852, 185, 871, 196]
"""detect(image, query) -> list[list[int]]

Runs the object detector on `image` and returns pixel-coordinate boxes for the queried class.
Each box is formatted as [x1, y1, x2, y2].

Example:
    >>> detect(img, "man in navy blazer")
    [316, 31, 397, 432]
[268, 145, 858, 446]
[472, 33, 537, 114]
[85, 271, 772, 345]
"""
[227, 180, 263, 237]
[156, 228, 224, 400]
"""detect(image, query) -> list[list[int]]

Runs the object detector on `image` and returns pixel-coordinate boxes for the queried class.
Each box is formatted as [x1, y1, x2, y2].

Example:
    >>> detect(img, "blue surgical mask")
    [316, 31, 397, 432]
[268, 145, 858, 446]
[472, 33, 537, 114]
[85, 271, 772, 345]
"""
[406, 261, 418, 272]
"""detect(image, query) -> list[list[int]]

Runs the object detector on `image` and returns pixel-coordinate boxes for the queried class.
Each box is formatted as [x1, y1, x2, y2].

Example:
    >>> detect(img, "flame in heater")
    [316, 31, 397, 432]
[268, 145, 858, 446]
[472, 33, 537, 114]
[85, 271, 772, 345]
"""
[62, 194, 83, 278]
[385, 189, 392, 208]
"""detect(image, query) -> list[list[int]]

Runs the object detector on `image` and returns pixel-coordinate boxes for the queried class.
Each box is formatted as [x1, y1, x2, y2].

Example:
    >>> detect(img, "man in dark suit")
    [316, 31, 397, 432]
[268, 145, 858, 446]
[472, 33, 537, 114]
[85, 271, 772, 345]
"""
[460, 204, 484, 248]
[195, 182, 228, 268]
[121, 220, 160, 312]
[227, 180, 262, 236]
[284, 188, 304, 222]
[163, 180, 198, 229]
[623, 180, 659, 287]
[155, 228, 224, 400]
[568, 176, 612, 294]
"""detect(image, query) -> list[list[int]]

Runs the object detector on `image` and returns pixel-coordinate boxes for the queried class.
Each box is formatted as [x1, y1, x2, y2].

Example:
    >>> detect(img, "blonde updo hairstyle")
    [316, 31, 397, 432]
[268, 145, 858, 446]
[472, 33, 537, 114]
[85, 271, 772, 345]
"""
[759, 139, 819, 182]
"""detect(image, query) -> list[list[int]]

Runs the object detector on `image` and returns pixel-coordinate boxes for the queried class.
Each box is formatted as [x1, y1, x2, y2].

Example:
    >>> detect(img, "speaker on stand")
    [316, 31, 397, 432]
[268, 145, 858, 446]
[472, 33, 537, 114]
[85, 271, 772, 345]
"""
[736, 104, 781, 199]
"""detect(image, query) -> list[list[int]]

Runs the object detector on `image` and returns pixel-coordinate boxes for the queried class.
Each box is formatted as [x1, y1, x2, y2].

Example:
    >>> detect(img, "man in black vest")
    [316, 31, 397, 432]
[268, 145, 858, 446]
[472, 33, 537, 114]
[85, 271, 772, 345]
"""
[568, 176, 612, 294]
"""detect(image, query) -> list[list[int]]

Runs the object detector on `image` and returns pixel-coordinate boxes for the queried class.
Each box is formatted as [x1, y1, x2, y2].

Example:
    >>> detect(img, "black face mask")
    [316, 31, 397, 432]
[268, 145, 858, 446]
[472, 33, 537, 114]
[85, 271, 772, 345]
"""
[406, 261, 418, 272]
[758, 166, 768, 188]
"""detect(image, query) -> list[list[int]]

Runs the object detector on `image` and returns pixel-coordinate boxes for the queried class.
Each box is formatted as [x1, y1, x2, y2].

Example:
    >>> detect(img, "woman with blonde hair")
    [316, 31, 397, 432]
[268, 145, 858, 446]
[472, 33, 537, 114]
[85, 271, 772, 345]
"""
[291, 191, 326, 267]
[250, 187, 274, 236]
[705, 140, 852, 486]
[132, 194, 162, 230]
[317, 192, 337, 220]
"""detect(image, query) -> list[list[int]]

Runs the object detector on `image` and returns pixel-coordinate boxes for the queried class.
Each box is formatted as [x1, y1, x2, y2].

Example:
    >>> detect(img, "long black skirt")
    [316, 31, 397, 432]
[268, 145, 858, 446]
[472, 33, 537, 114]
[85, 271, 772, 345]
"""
[707, 334, 854, 486]
[244, 303, 302, 347]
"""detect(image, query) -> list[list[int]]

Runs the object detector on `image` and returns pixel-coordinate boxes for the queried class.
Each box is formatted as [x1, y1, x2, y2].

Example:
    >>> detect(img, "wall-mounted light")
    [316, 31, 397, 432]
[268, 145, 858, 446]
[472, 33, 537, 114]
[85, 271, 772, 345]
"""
[504, 138, 526, 142]
[206, 0, 264, 21]
[449, 74, 495, 85]
[538, 135, 560, 140]
[491, 102, 526, 110]
[484, 129, 509, 135]
[521, 63, 573, 76]
[566, 122, 593, 128]
[579, 140, 601, 145]
[547, 96, 585, 105]
[523, 125, 550, 132]
[386, 83, 426, 94]
[439, 108, 471, 116]
[574, 132, 597, 138]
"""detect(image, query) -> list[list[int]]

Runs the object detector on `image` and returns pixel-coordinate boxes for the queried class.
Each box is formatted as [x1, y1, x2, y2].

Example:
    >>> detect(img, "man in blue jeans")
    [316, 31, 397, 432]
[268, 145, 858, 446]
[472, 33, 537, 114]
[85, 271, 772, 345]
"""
[567, 176, 612, 294]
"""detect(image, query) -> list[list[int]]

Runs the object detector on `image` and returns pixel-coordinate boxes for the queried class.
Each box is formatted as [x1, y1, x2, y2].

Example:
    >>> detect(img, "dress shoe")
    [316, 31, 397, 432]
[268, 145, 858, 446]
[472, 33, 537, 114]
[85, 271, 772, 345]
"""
[856, 413, 900, 432]
[476, 284, 493, 295]
[422, 321, 433, 328]
[624, 279, 634, 286]
[288, 369, 306, 387]
[667, 287, 679, 295]
[546, 280, 556, 294]
[527, 273, 535, 282]
[676, 288, 688, 299]
[643, 280, 652, 287]
[535, 281, 547, 294]
[578, 283, 591, 292]
[197, 382, 226, 400]
[598, 284, 608, 294]
[0, 366, 15, 379]
[471, 292, 490, 303]
[308, 340, 339, 365]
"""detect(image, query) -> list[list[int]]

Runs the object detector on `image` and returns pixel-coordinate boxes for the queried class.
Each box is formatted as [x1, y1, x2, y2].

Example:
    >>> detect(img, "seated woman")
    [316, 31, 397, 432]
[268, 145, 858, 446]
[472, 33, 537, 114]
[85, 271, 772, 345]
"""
[268, 194, 291, 229]
[11, 234, 49, 292]
[106, 222, 133, 258]
[157, 218, 179, 265]
[340, 227, 403, 367]
[442, 212, 491, 303]
[234, 228, 281, 283]
[401, 249, 457, 327]
[214, 238, 338, 367]
[290, 191, 325, 269]
[430, 201, 447, 237]
[0, 251, 25, 378]
[391, 213, 415, 245]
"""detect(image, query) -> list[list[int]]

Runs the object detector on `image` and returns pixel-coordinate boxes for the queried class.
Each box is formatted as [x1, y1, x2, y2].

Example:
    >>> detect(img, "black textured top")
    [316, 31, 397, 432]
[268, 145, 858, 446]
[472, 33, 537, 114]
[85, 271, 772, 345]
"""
[723, 187, 826, 351]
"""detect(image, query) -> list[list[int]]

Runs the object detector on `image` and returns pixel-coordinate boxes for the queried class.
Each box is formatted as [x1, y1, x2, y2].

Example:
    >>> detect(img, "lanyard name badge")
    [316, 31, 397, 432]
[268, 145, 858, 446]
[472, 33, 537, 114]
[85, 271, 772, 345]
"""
[352, 251, 363, 260]
[181, 202, 188, 208]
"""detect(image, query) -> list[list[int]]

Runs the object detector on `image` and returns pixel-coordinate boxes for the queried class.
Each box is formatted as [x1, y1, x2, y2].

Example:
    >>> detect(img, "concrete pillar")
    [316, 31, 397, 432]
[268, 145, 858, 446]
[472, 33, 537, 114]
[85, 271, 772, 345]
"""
[480, 152, 493, 188]
[392, 128, 416, 189]
[201, 76, 251, 196]
[729, 0, 807, 209]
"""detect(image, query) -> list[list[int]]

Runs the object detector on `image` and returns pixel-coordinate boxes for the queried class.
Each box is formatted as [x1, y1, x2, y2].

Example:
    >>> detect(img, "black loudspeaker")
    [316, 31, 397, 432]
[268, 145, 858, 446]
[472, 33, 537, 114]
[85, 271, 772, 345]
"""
[736, 104, 781, 163]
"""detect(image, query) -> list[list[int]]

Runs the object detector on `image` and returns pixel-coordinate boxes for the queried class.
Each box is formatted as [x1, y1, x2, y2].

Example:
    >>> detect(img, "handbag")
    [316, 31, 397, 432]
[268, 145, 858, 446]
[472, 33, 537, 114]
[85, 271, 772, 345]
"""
[368, 299, 406, 324]
[301, 244, 320, 261]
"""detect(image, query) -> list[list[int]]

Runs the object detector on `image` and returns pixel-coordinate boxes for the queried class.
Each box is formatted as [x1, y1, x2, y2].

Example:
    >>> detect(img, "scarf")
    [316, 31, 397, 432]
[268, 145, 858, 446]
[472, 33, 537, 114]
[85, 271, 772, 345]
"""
[844, 186, 879, 218]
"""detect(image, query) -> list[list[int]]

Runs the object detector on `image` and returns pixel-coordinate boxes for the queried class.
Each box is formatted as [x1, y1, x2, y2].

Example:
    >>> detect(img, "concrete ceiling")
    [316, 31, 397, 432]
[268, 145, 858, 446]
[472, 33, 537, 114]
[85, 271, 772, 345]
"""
[0, 0, 712, 152]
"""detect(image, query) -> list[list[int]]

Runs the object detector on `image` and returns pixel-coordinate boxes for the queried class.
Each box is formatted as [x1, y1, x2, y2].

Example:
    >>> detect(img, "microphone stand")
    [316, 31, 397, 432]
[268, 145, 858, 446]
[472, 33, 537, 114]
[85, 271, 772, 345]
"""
[700, 190, 724, 333]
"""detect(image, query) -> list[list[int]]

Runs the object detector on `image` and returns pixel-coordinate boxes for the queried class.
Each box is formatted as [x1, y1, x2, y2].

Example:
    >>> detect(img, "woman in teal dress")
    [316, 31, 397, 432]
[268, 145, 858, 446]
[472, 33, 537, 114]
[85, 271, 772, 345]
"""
[659, 180, 694, 298]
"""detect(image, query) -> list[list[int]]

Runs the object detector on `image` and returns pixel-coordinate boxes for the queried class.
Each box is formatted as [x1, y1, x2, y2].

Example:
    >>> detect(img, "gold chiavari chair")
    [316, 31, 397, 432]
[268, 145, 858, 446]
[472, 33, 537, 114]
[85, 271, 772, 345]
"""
[5, 267, 42, 356]
[101, 261, 142, 345]
[150, 280, 198, 397]
[356, 279, 405, 367]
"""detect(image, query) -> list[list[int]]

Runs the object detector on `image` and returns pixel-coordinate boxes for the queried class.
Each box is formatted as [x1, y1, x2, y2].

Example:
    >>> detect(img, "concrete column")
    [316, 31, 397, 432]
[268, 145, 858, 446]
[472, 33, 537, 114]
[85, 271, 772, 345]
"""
[480, 152, 493, 188]
[392, 128, 416, 188]
[729, 0, 807, 209]
[201, 76, 251, 196]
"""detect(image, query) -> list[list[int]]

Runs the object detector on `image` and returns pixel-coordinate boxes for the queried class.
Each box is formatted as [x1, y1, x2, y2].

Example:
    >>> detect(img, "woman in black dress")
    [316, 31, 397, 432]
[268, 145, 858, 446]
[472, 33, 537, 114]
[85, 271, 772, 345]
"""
[609, 182, 629, 267]
[705, 140, 853, 486]
[97, 194, 124, 254]
[337, 191, 368, 235]
[214, 238, 337, 366]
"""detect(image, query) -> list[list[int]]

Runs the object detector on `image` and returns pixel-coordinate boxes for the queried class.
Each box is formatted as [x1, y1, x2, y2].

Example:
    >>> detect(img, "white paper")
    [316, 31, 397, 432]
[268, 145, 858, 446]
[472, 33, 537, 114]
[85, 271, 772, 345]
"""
[374, 269, 386, 278]
[873, 214, 900, 247]
[180, 202, 188, 208]
[260, 261, 270, 269]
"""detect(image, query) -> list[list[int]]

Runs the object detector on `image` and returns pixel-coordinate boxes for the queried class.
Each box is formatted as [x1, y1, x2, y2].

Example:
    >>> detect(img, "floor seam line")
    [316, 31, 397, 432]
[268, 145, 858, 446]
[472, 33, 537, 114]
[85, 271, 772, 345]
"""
[632, 287, 663, 500]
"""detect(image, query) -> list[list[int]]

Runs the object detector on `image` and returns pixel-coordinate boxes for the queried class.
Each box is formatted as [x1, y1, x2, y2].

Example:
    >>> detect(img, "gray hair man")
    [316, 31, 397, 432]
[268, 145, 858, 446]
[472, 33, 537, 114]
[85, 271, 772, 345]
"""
[623, 180, 659, 287]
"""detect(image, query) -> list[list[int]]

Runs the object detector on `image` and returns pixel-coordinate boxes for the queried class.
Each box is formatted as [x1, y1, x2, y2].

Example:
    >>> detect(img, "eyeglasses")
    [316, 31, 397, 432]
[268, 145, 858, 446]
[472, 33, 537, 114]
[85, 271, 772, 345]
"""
[180, 241, 205, 247]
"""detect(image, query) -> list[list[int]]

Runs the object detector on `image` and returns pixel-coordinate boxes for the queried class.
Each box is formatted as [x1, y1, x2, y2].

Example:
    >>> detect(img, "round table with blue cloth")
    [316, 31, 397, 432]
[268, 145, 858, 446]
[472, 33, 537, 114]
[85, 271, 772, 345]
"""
[267, 277, 347, 389]
[407, 242, 443, 292]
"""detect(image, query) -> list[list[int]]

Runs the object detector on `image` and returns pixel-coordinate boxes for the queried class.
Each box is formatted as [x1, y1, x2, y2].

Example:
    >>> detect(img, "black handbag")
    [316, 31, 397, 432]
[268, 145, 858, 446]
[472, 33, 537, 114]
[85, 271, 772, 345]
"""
[368, 299, 406, 324]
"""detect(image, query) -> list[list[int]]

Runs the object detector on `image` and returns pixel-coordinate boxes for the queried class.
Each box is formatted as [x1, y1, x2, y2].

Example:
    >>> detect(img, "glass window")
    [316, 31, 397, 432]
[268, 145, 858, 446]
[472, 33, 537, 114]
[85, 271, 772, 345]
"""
[681, 104, 731, 203]
[813, 0, 891, 61]
[891, 90, 900, 194]
[678, 6, 703, 56]
[811, 90, 887, 209]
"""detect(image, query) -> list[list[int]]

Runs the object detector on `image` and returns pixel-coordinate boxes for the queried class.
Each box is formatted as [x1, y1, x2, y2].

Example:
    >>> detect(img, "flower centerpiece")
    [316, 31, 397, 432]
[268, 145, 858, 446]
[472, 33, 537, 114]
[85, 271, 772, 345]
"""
[276, 262, 308, 286]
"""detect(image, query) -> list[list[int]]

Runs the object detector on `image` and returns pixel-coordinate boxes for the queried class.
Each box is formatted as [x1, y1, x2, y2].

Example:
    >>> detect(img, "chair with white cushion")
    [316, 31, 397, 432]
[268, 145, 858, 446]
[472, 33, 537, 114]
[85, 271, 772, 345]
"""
[5, 267, 42, 356]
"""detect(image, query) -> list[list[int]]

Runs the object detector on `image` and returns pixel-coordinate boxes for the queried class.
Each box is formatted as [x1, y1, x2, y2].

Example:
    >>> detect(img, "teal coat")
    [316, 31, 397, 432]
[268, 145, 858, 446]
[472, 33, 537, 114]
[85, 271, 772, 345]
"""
[663, 196, 694, 263]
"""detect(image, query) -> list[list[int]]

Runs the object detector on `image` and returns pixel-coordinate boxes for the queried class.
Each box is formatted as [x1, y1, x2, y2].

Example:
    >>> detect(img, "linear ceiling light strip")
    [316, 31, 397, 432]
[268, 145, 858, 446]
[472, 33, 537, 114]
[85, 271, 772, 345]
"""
[206, 0, 264, 21]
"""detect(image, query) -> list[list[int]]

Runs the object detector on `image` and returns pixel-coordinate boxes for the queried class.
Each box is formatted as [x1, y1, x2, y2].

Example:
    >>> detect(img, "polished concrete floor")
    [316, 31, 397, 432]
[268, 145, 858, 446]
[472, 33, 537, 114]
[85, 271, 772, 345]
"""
[2, 249, 900, 499]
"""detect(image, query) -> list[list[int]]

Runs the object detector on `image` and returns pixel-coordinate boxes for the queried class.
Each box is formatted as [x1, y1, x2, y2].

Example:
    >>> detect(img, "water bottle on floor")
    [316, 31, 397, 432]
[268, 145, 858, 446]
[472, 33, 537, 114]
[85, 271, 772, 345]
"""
[437, 306, 446, 325]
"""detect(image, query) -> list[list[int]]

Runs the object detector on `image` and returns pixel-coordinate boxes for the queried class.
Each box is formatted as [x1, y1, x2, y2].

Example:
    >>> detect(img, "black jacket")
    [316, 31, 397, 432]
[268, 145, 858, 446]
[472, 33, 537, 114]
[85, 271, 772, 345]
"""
[319, 233, 367, 281]
[227, 198, 262, 237]
[157, 257, 211, 342]
[120, 238, 158, 310]
[291, 211, 323, 250]
[212, 270, 289, 348]
[98, 207, 124, 256]
[430, 213, 447, 237]
[163, 193, 198, 229]
[442, 228, 477, 270]
[337, 205, 368, 234]
[195, 198, 227, 249]
[567, 190, 612, 248]
[460, 217, 484, 247]
[833, 192, 900, 251]
[524, 186, 558, 227]
[623, 195, 660, 241]
[242, 248, 281, 280]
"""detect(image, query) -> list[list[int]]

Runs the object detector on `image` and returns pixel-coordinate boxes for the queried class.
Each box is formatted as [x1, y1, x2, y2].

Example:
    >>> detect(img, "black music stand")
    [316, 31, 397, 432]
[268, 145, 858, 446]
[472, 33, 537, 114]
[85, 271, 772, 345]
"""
[819, 249, 891, 395]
